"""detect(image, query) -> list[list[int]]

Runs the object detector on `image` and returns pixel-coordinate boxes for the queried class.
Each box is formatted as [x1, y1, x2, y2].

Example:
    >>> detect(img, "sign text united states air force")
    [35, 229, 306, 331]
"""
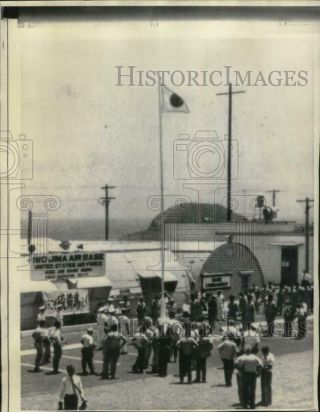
[31, 252, 105, 279]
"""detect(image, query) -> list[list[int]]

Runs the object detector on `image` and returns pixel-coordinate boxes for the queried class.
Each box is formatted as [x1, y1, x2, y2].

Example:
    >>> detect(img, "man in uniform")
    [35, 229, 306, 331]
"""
[190, 294, 202, 323]
[36, 305, 47, 326]
[32, 320, 46, 372]
[50, 320, 64, 374]
[106, 307, 119, 331]
[151, 295, 161, 325]
[136, 298, 147, 326]
[207, 294, 218, 332]
[96, 306, 108, 349]
[54, 304, 64, 327]
[227, 295, 238, 322]
[264, 294, 277, 336]
[81, 327, 96, 375]
[194, 327, 213, 383]
[218, 335, 237, 386]
[235, 348, 262, 409]
[244, 295, 255, 331]
[101, 324, 127, 379]
[176, 324, 198, 384]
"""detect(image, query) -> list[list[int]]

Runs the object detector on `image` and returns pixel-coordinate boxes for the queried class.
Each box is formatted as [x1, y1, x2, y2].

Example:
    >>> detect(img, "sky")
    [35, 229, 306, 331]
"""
[7, 16, 317, 225]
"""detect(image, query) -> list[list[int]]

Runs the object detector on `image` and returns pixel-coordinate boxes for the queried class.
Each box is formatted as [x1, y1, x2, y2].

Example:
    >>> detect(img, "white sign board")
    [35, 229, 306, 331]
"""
[31, 252, 105, 280]
[202, 273, 231, 291]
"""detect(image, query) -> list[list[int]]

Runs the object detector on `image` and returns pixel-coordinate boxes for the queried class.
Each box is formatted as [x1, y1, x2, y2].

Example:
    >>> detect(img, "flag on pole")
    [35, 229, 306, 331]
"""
[161, 86, 189, 113]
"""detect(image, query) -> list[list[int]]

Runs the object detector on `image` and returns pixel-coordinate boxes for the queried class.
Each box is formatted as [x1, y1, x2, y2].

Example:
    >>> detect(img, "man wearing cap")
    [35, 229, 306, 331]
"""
[81, 328, 96, 375]
[102, 324, 127, 379]
[37, 306, 47, 326]
[106, 307, 119, 331]
[55, 304, 64, 327]
[97, 306, 108, 349]
[32, 320, 46, 372]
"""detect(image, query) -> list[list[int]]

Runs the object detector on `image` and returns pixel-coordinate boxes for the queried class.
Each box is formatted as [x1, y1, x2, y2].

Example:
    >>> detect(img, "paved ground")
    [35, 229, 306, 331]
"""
[21, 318, 316, 410]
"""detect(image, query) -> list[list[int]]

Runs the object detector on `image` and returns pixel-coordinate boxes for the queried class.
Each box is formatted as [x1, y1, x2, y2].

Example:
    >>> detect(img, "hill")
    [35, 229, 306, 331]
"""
[123, 203, 246, 240]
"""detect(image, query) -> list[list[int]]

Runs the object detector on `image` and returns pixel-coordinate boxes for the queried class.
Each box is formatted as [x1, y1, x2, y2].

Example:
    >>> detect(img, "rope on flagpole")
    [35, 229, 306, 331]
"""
[158, 77, 166, 320]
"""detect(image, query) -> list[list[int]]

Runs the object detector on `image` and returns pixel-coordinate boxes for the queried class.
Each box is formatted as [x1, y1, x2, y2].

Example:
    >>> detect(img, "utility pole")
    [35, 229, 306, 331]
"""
[267, 189, 281, 207]
[99, 185, 115, 240]
[27, 210, 32, 248]
[217, 84, 246, 222]
[297, 197, 313, 273]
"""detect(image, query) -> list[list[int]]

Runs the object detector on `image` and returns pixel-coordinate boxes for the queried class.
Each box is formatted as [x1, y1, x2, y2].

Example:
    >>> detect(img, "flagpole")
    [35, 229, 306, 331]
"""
[158, 79, 167, 320]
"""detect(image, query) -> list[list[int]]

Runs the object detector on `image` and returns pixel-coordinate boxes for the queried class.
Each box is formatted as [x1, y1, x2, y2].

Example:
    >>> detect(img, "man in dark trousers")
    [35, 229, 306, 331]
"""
[80, 327, 96, 375]
[136, 298, 147, 326]
[151, 295, 161, 325]
[264, 294, 277, 336]
[50, 320, 64, 374]
[207, 294, 218, 332]
[283, 299, 296, 337]
[227, 295, 238, 322]
[102, 324, 127, 379]
[236, 347, 262, 409]
[245, 295, 255, 331]
[218, 336, 237, 386]
[194, 327, 213, 383]
[157, 326, 171, 377]
[176, 324, 198, 384]
[260, 346, 275, 407]
[32, 320, 46, 372]
[190, 294, 202, 323]
[238, 293, 247, 327]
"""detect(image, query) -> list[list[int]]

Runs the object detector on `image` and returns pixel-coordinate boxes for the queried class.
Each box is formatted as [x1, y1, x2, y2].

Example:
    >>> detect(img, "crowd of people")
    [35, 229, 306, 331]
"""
[30, 282, 313, 410]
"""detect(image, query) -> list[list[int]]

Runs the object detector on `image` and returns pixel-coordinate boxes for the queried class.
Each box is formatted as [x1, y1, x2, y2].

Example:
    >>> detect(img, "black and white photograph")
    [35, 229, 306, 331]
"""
[0, 2, 319, 411]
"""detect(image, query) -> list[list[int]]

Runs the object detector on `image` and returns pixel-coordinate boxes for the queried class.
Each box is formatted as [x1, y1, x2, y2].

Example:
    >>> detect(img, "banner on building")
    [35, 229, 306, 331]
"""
[42, 289, 89, 315]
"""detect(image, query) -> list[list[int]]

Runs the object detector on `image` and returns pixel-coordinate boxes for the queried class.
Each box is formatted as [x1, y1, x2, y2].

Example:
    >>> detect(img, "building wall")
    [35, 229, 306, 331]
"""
[166, 223, 314, 285]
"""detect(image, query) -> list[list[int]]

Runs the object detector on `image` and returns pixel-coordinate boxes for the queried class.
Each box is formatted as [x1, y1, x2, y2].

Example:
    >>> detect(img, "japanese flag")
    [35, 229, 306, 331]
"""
[161, 86, 189, 113]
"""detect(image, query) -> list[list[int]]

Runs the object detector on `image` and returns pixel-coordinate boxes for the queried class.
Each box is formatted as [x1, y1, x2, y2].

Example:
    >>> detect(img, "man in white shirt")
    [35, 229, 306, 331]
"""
[58, 364, 86, 410]
[55, 304, 64, 327]
[81, 327, 96, 375]
[106, 307, 119, 330]
[97, 306, 108, 349]
[235, 348, 263, 409]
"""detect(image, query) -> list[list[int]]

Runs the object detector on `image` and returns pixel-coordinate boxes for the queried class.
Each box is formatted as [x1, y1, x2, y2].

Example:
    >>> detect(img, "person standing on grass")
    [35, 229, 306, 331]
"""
[218, 336, 237, 387]
[32, 320, 46, 372]
[176, 324, 198, 384]
[101, 323, 127, 379]
[260, 346, 275, 407]
[50, 320, 64, 374]
[58, 364, 87, 410]
[80, 327, 96, 375]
